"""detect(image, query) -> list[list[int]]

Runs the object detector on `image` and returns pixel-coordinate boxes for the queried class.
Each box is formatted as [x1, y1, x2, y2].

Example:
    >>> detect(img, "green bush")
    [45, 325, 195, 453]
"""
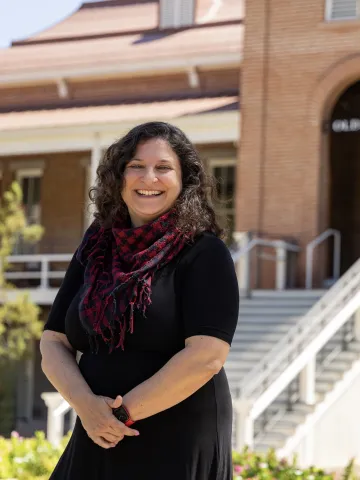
[0, 431, 70, 480]
[0, 432, 356, 479]
[232, 446, 354, 480]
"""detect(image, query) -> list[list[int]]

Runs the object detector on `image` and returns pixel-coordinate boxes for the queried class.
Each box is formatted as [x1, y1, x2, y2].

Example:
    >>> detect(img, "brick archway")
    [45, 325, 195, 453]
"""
[306, 55, 360, 280]
[308, 53, 360, 127]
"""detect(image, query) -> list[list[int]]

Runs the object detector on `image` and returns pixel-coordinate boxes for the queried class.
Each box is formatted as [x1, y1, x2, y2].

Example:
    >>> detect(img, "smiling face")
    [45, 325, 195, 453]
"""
[121, 137, 183, 227]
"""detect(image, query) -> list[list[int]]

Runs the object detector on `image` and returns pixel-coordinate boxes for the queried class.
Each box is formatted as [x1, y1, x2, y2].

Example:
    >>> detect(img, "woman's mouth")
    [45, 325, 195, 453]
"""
[135, 190, 164, 197]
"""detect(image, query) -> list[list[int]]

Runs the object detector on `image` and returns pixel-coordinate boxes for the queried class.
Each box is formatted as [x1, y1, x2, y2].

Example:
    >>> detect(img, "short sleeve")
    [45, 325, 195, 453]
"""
[43, 251, 84, 334]
[177, 234, 240, 345]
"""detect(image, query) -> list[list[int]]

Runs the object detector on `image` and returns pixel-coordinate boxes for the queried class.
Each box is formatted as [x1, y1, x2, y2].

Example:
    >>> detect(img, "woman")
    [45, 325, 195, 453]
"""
[40, 121, 239, 480]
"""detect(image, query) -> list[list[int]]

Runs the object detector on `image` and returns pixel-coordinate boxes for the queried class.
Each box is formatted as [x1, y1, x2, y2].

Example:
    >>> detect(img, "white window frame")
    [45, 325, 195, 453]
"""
[208, 158, 236, 241]
[14, 168, 43, 254]
[325, 0, 360, 21]
[208, 158, 236, 210]
[16, 167, 43, 222]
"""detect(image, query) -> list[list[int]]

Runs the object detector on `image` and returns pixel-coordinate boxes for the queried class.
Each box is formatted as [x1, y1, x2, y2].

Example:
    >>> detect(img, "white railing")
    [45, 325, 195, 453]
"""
[41, 393, 74, 446]
[5, 254, 72, 289]
[305, 229, 341, 289]
[234, 257, 360, 450]
[232, 232, 300, 293]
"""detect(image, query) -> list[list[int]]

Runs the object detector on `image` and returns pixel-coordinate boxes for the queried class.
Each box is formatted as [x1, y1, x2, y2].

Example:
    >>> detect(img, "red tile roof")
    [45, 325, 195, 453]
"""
[16, 0, 243, 44]
[0, 96, 238, 132]
[0, 24, 242, 79]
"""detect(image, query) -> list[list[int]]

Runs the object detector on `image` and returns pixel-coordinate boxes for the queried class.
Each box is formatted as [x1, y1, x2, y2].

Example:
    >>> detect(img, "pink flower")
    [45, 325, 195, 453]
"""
[234, 465, 244, 473]
[11, 431, 20, 438]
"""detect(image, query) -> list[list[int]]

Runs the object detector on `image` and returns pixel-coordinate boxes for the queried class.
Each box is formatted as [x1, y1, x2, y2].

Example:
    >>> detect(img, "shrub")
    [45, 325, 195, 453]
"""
[0, 431, 70, 480]
[0, 432, 356, 479]
[232, 447, 345, 480]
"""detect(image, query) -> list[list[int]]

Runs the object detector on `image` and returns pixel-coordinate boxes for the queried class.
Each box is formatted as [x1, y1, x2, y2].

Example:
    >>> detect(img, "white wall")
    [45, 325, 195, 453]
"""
[295, 372, 360, 469]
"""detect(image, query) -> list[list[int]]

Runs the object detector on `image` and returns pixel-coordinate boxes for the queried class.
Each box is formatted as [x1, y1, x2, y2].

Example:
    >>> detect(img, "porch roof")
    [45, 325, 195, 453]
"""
[0, 96, 238, 132]
[0, 96, 239, 154]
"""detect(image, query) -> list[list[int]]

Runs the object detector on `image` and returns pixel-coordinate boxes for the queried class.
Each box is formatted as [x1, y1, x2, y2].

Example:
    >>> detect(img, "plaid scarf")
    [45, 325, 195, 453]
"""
[76, 210, 187, 351]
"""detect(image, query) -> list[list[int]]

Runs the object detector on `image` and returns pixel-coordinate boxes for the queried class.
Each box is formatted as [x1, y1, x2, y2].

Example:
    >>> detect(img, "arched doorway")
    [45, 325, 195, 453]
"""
[329, 81, 360, 274]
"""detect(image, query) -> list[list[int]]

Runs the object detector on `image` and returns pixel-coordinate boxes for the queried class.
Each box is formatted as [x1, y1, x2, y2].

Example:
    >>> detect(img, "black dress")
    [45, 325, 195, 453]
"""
[44, 233, 239, 480]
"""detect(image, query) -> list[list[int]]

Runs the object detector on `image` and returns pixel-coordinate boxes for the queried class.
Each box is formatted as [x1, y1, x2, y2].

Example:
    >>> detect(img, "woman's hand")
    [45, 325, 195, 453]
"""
[76, 394, 139, 449]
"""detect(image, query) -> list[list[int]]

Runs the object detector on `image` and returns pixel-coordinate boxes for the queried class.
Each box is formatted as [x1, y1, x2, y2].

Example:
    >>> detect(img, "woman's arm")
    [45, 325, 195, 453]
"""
[40, 330, 139, 447]
[123, 335, 229, 421]
[40, 330, 93, 409]
[123, 234, 239, 422]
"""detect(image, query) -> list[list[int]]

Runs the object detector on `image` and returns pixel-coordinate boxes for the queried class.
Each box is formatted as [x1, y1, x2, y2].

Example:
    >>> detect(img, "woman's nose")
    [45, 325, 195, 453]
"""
[142, 168, 158, 183]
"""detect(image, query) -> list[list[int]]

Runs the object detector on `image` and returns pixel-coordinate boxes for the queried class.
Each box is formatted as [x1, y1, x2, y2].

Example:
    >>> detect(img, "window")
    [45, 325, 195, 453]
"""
[159, 0, 195, 29]
[326, 0, 359, 21]
[15, 168, 42, 254]
[208, 159, 236, 244]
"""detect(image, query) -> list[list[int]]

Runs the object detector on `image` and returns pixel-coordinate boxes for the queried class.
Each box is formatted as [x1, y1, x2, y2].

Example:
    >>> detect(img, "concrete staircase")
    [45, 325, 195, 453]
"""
[253, 332, 360, 452]
[225, 290, 325, 397]
[225, 289, 360, 453]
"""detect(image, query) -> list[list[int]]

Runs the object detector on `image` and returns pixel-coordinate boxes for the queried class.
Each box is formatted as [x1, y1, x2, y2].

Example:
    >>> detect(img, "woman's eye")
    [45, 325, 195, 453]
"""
[157, 165, 171, 170]
[128, 164, 142, 169]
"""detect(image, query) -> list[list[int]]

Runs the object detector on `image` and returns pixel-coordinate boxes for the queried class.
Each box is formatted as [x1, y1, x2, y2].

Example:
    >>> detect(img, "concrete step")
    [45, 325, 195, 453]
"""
[267, 402, 315, 415]
[235, 323, 292, 334]
[225, 358, 261, 369]
[240, 298, 317, 307]
[255, 422, 296, 437]
[230, 340, 279, 351]
[227, 350, 269, 361]
[316, 382, 333, 394]
[337, 349, 360, 360]
[317, 349, 359, 364]
[237, 315, 301, 324]
[239, 306, 310, 316]
[318, 360, 353, 373]
[316, 370, 343, 383]
[232, 332, 285, 342]
[249, 290, 325, 299]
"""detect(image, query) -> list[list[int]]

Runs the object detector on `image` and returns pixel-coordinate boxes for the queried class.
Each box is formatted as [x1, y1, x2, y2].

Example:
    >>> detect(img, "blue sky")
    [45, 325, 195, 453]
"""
[0, 0, 98, 48]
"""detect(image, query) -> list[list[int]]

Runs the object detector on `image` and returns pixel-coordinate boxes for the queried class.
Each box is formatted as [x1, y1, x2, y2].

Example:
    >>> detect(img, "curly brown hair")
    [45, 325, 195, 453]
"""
[89, 121, 224, 239]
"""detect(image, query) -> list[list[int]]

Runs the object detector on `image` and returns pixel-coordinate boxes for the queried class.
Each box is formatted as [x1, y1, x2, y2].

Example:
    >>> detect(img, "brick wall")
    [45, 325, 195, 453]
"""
[238, 0, 360, 285]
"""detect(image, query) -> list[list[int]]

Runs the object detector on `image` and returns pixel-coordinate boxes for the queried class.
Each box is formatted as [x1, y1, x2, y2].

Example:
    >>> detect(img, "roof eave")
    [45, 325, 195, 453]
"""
[0, 52, 242, 88]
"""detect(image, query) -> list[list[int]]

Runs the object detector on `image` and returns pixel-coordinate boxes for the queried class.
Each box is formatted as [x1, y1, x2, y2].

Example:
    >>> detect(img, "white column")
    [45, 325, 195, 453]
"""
[233, 231, 251, 293]
[353, 308, 360, 341]
[90, 133, 102, 188]
[234, 400, 254, 451]
[40, 258, 49, 289]
[85, 134, 102, 228]
[41, 392, 68, 446]
[275, 241, 287, 290]
[299, 357, 316, 405]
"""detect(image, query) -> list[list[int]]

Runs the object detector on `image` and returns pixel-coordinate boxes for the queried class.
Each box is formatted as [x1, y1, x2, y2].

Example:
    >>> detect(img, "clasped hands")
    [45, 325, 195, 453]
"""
[76, 394, 139, 449]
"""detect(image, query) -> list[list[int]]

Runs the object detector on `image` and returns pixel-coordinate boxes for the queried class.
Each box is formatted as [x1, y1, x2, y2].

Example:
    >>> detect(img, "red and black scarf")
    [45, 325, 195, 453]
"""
[76, 209, 188, 351]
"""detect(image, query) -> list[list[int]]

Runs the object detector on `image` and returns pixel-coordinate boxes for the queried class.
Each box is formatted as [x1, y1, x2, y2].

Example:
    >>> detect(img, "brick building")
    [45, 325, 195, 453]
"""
[0, 0, 241, 435]
[238, 0, 360, 287]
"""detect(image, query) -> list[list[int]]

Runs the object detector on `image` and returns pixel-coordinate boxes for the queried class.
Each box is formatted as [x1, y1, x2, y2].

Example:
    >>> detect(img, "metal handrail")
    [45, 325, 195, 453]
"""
[231, 236, 300, 293]
[231, 238, 300, 263]
[305, 228, 341, 289]
[237, 256, 360, 403]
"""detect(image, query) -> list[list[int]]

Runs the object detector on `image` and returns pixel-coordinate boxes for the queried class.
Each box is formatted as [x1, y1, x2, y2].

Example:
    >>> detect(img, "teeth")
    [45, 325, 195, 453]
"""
[137, 190, 163, 196]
